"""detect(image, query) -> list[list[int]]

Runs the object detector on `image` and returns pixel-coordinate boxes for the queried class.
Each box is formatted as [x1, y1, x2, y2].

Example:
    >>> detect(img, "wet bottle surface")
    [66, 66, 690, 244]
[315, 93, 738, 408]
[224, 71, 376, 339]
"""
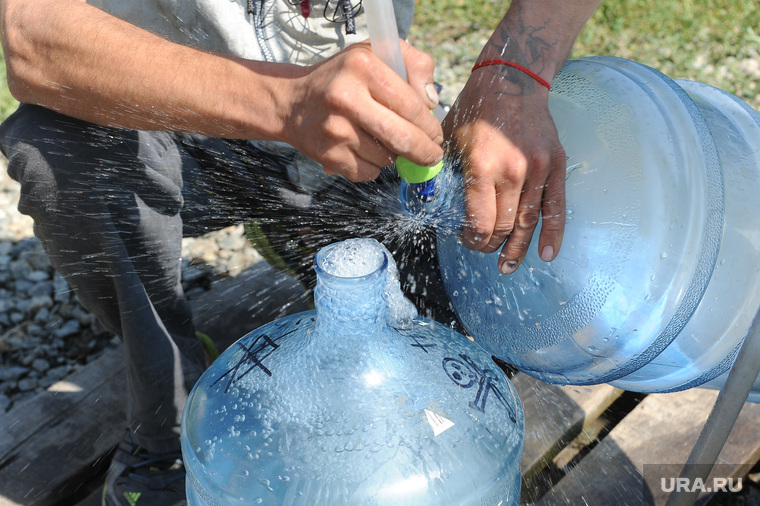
[181, 238, 524, 505]
[436, 57, 760, 394]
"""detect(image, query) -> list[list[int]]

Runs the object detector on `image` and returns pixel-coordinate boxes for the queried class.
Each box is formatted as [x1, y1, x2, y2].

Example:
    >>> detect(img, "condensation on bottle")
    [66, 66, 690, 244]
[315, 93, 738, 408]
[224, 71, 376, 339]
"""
[181, 238, 524, 504]
[437, 57, 760, 396]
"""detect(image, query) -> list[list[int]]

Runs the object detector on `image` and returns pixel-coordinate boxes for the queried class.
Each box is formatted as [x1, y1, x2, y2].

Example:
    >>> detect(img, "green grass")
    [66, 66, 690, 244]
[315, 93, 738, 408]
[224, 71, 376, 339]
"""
[0, 0, 758, 121]
[409, 0, 760, 110]
[573, 0, 760, 107]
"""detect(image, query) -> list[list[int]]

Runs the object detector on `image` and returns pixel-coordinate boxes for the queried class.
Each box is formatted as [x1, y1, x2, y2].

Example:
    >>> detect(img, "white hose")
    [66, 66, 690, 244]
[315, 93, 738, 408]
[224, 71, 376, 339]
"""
[363, 0, 407, 80]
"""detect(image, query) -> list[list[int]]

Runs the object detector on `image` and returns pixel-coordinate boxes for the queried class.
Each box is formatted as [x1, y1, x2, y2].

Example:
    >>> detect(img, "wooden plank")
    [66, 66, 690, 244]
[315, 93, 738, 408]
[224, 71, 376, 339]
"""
[514, 374, 623, 479]
[0, 347, 127, 506]
[0, 262, 308, 506]
[514, 373, 623, 506]
[190, 261, 310, 352]
[536, 388, 760, 505]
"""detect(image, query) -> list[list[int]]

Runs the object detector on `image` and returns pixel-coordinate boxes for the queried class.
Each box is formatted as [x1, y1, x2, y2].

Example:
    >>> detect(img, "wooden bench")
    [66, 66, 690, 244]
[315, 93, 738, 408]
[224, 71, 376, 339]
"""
[3, 352, 759, 506]
[518, 378, 760, 505]
[0, 261, 310, 506]
[2, 351, 760, 505]
[2, 265, 760, 505]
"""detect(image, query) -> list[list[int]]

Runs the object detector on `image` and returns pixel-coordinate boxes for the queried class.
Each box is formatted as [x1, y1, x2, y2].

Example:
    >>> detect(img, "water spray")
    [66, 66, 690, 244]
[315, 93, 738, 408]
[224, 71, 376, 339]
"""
[363, 0, 444, 210]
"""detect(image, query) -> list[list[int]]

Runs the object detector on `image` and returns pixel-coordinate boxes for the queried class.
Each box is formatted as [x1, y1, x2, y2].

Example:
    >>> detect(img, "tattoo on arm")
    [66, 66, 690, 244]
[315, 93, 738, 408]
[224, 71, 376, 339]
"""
[482, 5, 554, 96]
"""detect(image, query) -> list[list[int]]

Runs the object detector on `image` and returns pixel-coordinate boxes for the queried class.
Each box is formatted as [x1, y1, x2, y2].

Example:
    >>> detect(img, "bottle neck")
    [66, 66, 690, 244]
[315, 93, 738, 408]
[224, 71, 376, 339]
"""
[314, 270, 387, 331]
[313, 240, 390, 333]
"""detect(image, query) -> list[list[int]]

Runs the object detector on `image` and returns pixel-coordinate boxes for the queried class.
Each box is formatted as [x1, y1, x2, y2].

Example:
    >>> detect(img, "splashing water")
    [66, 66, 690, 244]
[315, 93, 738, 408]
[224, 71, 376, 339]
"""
[232, 146, 466, 321]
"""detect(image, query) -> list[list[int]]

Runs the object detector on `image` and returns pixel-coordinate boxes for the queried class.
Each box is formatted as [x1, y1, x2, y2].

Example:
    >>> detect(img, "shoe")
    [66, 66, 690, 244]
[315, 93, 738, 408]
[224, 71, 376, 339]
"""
[102, 433, 186, 506]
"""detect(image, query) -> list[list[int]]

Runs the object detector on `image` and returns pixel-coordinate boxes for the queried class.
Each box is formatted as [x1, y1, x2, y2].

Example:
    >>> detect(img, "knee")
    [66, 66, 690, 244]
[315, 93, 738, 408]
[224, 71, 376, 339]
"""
[1, 106, 93, 222]
[1, 105, 183, 224]
[5, 139, 62, 224]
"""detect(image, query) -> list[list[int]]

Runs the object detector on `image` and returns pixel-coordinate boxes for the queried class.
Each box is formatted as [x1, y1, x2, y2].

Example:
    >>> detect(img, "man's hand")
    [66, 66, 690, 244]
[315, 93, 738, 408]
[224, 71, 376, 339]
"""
[1, 1, 442, 180]
[444, 69, 566, 274]
[442, 0, 600, 274]
[283, 40, 444, 182]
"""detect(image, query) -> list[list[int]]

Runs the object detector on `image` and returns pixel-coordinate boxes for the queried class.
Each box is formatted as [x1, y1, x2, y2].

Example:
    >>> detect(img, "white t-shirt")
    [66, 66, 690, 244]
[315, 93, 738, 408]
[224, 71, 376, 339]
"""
[87, 0, 415, 65]
[87, 0, 417, 191]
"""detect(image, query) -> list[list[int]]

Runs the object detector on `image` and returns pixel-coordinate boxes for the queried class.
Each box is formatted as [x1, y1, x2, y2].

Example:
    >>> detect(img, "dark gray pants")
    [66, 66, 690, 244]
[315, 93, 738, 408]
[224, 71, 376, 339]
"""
[0, 104, 455, 453]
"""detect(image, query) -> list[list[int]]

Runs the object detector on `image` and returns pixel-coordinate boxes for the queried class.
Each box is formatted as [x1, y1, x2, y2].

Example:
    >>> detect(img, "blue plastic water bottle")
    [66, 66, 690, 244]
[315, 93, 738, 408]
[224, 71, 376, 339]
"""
[437, 56, 760, 394]
[181, 238, 524, 504]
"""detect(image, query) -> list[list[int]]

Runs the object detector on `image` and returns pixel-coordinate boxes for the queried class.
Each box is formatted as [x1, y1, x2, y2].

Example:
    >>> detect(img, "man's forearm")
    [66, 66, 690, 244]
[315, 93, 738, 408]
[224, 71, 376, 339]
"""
[0, 0, 294, 140]
[477, 0, 601, 88]
[1, 0, 445, 180]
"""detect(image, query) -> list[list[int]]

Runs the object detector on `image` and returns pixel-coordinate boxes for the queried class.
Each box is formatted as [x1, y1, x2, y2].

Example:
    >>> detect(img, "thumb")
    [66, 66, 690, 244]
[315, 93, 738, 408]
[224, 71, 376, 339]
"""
[400, 40, 439, 109]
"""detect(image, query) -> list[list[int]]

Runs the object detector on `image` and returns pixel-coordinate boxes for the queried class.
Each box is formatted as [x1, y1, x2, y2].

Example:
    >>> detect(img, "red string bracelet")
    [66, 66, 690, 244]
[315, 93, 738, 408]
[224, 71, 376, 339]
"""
[471, 59, 551, 91]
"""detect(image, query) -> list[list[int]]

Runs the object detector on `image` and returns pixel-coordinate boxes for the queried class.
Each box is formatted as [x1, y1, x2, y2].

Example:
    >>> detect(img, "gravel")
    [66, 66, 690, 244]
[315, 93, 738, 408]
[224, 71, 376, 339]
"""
[0, 161, 263, 413]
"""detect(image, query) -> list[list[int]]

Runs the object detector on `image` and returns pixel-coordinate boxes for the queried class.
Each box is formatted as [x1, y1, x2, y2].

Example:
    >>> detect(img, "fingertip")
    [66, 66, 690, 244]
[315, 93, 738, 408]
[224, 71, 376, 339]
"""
[498, 259, 518, 275]
[497, 234, 530, 275]
[433, 132, 444, 148]
[539, 227, 563, 263]
[540, 245, 554, 262]
[425, 83, 440, 108]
